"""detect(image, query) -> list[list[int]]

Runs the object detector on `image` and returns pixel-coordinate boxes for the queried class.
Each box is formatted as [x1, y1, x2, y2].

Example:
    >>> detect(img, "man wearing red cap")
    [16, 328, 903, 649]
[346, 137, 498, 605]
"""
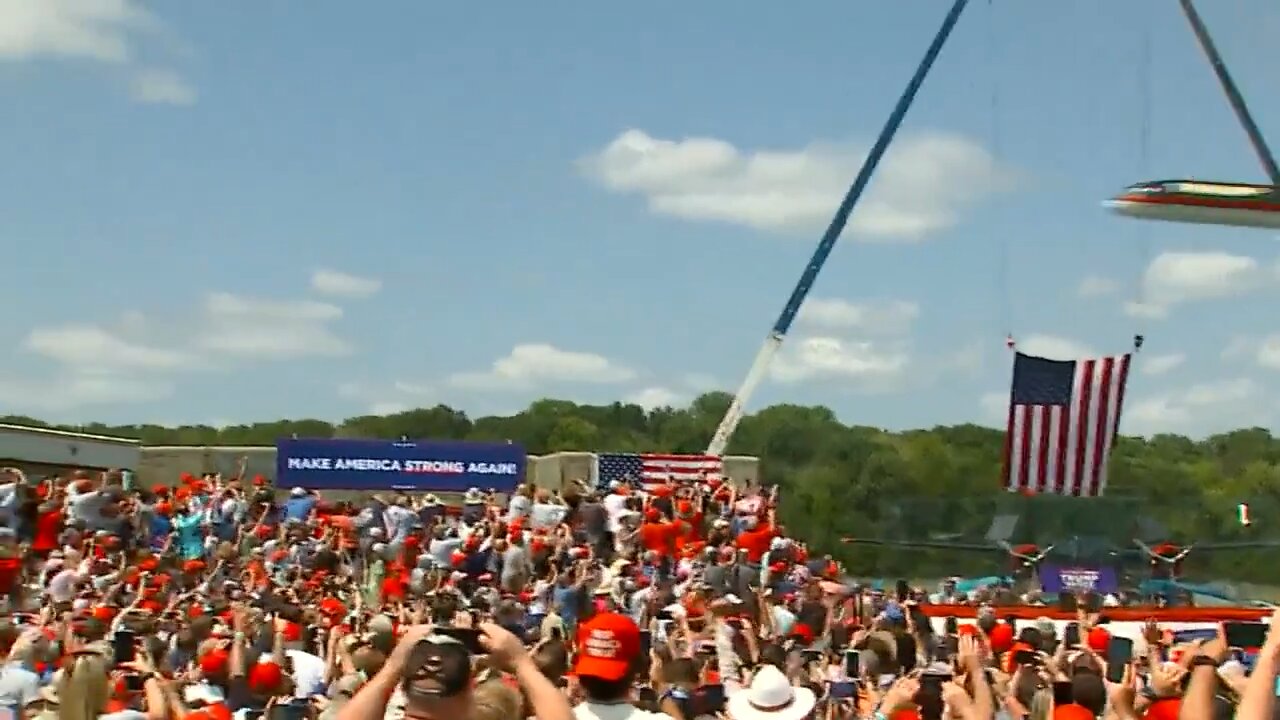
[573, 612, 676, 720]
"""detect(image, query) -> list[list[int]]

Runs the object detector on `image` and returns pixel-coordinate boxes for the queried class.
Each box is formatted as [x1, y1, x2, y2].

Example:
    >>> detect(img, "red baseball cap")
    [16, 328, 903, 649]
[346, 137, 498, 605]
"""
[573, 613, 641, 681]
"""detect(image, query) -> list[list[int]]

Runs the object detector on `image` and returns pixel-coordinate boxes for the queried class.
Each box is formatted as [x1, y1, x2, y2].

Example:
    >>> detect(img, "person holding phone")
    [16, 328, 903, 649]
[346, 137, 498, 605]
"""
[334, 623, 571, 720]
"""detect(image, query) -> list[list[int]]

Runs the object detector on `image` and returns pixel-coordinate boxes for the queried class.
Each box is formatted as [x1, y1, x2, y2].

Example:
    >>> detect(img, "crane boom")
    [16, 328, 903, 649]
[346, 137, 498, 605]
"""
[706, 0, 971, 456]
[1177, 0, 1280, 185]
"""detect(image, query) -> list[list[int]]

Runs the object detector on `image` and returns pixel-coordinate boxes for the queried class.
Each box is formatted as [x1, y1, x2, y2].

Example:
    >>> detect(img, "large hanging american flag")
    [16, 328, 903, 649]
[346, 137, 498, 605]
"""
[1002, 352, 1131, 497]
[595, 452, 723, 490]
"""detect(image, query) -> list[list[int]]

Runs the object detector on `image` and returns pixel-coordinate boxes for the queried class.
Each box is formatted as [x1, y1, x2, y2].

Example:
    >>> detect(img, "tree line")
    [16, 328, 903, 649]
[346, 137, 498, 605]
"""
[7, 391, 1280, 584]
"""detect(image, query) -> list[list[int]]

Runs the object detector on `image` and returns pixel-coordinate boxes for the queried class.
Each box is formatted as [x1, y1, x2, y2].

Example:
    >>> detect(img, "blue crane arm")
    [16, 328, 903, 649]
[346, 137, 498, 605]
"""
[770, 0, 971, 336]
[1178, 0, 1280, 185]
[707, 0, 971, 456]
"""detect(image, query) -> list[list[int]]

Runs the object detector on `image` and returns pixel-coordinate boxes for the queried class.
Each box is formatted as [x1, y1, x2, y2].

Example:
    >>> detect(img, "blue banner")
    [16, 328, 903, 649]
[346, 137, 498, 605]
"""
[276, 438, 525, 493]
[1037, 564, 1119, 594]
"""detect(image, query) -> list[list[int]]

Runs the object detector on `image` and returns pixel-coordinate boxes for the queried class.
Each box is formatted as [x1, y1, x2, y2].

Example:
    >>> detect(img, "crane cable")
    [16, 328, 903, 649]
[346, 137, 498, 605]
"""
[1131, 22, 1154, 346]
[987, 0, 1014, 351]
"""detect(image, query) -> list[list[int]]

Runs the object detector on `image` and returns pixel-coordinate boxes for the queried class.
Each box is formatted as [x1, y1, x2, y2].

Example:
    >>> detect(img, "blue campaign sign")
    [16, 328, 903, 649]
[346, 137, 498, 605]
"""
[276, 438, 525, 493]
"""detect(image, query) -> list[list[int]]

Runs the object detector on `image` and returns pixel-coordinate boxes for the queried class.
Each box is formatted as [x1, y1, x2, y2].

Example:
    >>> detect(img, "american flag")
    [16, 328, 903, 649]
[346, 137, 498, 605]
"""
[595, 452, 723, 491]
[1001, 352, 1131, 497]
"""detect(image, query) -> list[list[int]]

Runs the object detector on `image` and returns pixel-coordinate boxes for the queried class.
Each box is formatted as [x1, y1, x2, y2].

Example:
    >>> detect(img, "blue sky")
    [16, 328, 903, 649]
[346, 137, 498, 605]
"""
[3, 0, 1279, 438]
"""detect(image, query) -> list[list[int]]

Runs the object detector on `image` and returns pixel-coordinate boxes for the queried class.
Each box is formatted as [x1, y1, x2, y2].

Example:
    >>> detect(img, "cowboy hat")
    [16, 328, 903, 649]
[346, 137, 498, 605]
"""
[726, 665, 816, 720]
[462, 487, 484, 504]
[422, 493, 441, 506]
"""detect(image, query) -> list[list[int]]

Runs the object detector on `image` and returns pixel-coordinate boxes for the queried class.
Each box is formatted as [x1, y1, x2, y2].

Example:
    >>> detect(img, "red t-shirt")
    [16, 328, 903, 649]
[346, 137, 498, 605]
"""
[33, 510, 62, 551]
[639, 522, 675, 556]
[735, 525, 776, 562]
[0, 556, 19, 593]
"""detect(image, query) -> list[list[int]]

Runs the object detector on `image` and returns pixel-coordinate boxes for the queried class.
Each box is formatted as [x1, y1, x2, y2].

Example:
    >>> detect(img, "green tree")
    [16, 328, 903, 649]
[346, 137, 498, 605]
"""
[5, 400, 1278, 583]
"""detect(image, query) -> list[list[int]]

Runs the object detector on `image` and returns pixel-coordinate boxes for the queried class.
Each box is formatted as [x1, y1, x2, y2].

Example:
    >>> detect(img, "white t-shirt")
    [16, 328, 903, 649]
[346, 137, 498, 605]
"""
[574, 701, 670, 720]
[285, 650, 326, 698]
[603, 494, 629, 533]
[48, 569, 83, 603]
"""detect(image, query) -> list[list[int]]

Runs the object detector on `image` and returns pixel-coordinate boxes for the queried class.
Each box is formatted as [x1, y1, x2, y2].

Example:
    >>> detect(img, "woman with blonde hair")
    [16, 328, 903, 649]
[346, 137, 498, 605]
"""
[471, 679, 525, 720]
[49, 650, 167, 720]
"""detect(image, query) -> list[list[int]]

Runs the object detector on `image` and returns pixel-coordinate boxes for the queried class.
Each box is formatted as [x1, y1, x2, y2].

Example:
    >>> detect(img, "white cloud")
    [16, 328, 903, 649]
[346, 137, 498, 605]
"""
[1, 1, 194, 103]
[1077, 274, 1120, 298]
[681, 373, 718, 390]
[310, 269, 383, 299]
[579, 129, 1012, 240]
[24, 325, 192, 372]
[1123, 301, 1168, 320]
[627, 386, 682, 410]
[339, 379, 433, 415]
[771, 336, 909, 385]
[0, 373, 172, 413]
[4, 283, 358, 412]
[1127, 251, 1269, 318]
[1125, 378, 1263, 436]
[0, 0, 156, 62]
[1138, 352, 1185, 376]
[449, 343, 637, 390]
[798, 298, 918, 334]
[130, 67, 195, 105]
[369, 402, 409, 416]
[1016, 334, 1094, 360]
[1219, 335, 1280, 371]
[198, 293, 351, 360]
[1256, 336, 1280, 370]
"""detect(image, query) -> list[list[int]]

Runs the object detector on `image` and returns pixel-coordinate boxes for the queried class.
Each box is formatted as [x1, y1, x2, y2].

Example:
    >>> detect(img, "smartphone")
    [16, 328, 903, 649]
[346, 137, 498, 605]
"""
[639, 630, 651, 656]
[829, 681, 857, 699]
[124, 674, 145, 692]
[1063, 622, 1080, 648]
[844, 649, 860, 678]
[112, 630, 137, 665]
[1106, 637, 1133, 683]
[693, 684, 726, 715]
[267, 704, 308, 720]
[1224, 622, 1267, 649]
[1013, 649, 1038, 666]
[895, 580, 909, 602]
[1052, 680, 1073, 705]
[920, 672, 950, 692]
[434, 627, 485, 655]
[800, 649, 824, 664]
[943, 616, 958, 635]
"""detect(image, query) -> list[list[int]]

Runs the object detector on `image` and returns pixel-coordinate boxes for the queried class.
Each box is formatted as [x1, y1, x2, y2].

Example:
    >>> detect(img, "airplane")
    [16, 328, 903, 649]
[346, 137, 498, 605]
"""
[1105, 179, 1280, 229]
[839, 533, 1280, 585]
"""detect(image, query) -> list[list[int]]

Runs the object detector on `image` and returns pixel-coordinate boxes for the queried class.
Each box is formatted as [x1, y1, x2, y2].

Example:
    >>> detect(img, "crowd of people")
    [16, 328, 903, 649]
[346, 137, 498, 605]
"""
[0, 465, 1279, 720]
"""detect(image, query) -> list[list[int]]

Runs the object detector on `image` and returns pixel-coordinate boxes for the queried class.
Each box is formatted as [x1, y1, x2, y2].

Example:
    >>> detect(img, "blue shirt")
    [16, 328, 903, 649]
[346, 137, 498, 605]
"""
[149, 514, 173, 549]
[173, 513, 205, 560]
[283, 496, 316, 523]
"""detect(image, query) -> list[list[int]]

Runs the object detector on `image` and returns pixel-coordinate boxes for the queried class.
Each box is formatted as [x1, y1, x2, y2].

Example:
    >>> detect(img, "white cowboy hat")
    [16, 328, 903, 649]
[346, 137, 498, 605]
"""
[726, 665, 816, 720]
[422, 493, 441, 506]
[463, 487, 484, 504]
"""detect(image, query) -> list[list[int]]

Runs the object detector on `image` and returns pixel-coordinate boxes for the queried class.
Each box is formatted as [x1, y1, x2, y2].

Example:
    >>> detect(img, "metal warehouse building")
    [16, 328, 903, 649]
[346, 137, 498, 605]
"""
[0, 423, 140, 476]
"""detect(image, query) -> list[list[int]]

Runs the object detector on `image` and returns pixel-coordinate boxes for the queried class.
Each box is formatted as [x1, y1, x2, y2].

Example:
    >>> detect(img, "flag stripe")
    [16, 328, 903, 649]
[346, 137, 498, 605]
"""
[1002, 352, 1131, 497]
[597, 452, 723, 490]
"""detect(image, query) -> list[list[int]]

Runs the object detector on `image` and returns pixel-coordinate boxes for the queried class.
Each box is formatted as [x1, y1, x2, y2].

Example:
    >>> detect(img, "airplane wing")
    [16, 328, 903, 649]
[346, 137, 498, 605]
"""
[840, 537, 999, 552]
[1185, 540, 1280, 552]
